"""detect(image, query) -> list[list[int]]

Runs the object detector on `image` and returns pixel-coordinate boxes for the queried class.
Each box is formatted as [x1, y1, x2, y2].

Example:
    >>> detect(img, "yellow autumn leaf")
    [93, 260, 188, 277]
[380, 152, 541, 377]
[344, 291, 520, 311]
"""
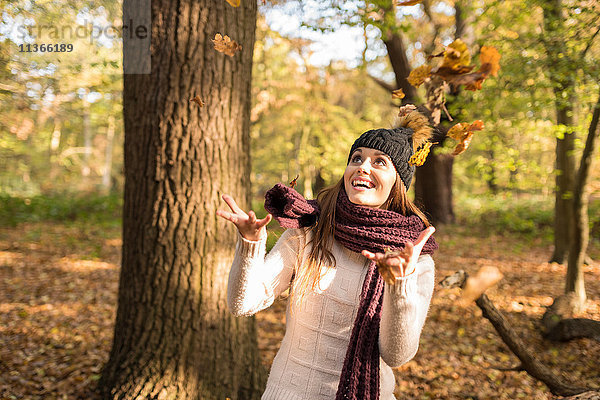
[409, 141, 434, 166]
[392, 89, 405, 99]
[440, 39, 471, 71]
[212, 33, 242, 57]
[224, 0, 240, 7]
[407, 65, 432, 87]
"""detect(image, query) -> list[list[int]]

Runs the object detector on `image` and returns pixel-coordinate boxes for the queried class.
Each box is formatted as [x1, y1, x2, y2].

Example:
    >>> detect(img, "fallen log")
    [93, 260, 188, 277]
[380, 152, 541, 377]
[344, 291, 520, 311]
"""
[439, 270, 598, 398]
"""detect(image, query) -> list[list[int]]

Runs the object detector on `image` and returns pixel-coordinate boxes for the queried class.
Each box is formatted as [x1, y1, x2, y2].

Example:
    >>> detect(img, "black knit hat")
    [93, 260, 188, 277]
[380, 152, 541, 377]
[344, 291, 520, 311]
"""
[347, 127, 415, 190]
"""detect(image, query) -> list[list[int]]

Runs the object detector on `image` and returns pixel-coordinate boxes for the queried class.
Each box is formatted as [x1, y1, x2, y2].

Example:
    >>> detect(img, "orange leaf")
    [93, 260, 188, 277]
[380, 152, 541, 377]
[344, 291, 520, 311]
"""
[190, 95, 204, 107]
[407, 65, 432, 87]
[452, 131, 473, 155]
[224, 0, 240, 7]
[448, 120, 483, 155]
[447, 120, 483, 140]
[479, 46, 501, 77]
[392, 89, 405, 99]
[212, 33, 242, 57]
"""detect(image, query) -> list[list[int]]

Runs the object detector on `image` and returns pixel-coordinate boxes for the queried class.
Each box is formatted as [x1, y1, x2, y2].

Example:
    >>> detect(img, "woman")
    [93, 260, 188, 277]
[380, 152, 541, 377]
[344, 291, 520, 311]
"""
[217, 111, 438, 400]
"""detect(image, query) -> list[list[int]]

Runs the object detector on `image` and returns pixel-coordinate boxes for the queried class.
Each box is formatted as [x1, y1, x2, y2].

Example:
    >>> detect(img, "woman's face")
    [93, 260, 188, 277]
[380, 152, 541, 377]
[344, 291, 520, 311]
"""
[344, 147, 397, 208]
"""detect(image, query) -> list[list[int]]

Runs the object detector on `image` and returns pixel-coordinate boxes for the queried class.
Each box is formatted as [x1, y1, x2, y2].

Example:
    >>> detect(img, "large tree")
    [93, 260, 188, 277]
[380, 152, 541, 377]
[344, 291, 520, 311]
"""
[100, 1, 264, 399]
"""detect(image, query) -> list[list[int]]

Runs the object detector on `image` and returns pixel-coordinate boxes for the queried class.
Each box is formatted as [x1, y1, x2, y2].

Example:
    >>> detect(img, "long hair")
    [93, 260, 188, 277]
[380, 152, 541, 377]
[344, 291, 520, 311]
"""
[289, 175, 430, 308]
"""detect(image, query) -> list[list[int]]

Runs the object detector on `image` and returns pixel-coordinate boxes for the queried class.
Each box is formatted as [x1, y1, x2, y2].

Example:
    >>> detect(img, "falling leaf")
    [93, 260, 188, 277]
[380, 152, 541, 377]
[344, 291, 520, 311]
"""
[452, 131, 474, 155]
[434, 64, 475, 82]
[407, 65, 432, 87]
[398, 104, 417, 117]
[190, 95, 204, 107]
[409, 141, 435, 166]
[395, 0, 424, 6]
[447, 71, 486, 91]
[440, 39, 471, 72]
[461, 266, 504, 304]
[224, 0, 240, 7]
[289, 175, 299, 189]
[392, 89, 405, 99]
[479, 46, 501, 77]
[447, 120, 483, 155]
[447, 120, 484, 140]
[212, 33, 242, 57]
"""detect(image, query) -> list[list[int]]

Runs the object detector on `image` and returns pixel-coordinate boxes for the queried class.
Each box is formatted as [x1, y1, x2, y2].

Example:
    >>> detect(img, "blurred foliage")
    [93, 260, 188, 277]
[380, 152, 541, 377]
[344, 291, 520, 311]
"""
[0, 192, 122, 227]
[455, 192, 600, 241]
[250, 16, 394, 200]
[0, 0, 123, 196]
[0, 0, 599, 233]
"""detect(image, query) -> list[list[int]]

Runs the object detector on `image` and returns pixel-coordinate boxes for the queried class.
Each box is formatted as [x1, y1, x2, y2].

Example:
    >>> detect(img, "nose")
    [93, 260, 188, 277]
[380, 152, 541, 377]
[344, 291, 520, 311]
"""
[357, 159, 372, 174]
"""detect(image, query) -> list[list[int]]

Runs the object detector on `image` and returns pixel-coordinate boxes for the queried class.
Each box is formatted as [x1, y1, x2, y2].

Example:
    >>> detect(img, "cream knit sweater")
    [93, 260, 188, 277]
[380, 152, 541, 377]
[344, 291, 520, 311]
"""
[227, 227, 435, 400]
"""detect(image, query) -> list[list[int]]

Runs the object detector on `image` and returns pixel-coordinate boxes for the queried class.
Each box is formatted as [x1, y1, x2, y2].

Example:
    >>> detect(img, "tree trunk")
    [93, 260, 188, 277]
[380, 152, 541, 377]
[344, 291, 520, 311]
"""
[382, 32, 454, 223]
[380, 2, 465, 225]
[414, 152, 455, 224]
[100, 1, 264, 399]
[382, 33, 417, 103]
[550, 96, 576, 263]
[543, 0, 577, 264]
[565, 87, 600, 312]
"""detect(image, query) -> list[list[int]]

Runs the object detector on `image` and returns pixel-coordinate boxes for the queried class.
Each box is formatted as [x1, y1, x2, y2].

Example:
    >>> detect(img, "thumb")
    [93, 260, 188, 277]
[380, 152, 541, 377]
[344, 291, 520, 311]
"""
[414, 226, 435, 251]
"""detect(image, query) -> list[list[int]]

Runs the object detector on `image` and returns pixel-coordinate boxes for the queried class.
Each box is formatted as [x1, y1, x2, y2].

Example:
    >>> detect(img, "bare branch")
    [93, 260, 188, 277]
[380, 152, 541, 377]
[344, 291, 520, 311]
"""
[368, 74, 396, 93]
[581, 24, 600, 59]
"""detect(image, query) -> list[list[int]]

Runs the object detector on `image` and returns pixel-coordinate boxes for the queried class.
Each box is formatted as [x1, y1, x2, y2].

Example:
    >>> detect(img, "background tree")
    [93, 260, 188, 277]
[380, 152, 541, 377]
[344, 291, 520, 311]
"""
[99, 1, 264, 399]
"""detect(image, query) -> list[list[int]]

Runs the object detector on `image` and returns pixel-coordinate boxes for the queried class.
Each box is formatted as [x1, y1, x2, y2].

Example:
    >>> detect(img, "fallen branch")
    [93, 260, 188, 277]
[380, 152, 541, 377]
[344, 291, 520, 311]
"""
[542, 294, 600, 342]
[440, 270, 595, 397]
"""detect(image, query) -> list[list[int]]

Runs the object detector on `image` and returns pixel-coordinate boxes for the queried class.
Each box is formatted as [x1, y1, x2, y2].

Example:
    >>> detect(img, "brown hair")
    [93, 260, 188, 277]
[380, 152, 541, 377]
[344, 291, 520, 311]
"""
[289, 175, 430, 308]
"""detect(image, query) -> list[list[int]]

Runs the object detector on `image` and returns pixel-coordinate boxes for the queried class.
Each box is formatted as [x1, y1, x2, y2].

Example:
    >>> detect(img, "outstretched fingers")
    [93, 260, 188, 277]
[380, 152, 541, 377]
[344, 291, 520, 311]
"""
[222, 194, 246, 217]
[216, 209, 238, 224]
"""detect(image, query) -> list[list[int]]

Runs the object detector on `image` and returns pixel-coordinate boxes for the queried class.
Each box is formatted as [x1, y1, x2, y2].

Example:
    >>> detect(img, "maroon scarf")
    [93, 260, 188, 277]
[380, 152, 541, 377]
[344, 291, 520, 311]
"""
[264, 183, 437, 400]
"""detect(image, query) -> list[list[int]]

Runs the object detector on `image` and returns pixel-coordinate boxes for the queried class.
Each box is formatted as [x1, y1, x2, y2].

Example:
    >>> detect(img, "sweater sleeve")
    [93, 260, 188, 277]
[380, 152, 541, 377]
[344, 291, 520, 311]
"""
[378, 253, 435, 367]
[227, 228, 305, 317]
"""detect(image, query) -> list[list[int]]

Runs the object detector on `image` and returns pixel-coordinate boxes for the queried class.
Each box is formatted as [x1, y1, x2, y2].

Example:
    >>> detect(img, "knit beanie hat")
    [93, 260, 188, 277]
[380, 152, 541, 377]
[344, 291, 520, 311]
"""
[347, 127, 416, 190]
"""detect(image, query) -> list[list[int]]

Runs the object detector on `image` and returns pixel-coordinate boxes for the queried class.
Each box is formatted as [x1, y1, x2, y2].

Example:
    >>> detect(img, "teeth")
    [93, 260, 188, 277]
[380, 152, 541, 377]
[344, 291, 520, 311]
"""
[352, 179, 374, 188]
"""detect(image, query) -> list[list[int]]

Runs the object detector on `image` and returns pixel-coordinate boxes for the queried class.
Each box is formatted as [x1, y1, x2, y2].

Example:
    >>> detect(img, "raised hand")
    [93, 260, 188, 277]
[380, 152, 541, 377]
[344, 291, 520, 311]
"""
[361, 226, 435, 282]
[216, 194, 273, 241]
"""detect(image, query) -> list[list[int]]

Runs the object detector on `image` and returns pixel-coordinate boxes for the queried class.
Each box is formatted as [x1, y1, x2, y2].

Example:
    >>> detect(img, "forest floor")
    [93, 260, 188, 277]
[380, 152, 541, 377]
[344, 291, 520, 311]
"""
[0, 220, 599, 400]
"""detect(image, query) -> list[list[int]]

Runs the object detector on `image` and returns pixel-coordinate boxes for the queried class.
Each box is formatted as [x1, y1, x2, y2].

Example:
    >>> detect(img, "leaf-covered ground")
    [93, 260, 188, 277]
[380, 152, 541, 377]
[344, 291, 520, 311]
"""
[0, 221, 598, 399]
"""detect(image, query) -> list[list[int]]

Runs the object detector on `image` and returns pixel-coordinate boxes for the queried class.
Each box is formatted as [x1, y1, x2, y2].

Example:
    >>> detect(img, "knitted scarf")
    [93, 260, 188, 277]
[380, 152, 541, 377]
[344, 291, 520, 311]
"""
[264, 183, 438, 400]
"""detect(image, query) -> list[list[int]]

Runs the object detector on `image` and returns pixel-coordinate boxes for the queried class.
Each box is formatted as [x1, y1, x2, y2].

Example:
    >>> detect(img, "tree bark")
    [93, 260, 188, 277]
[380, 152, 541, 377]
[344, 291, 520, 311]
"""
[565, 87, 600, 311]
[100, 1, 264, 399]
[543, 0, 577, 264]
[414, 152, 455, 224]
[382, 33, 417, 103]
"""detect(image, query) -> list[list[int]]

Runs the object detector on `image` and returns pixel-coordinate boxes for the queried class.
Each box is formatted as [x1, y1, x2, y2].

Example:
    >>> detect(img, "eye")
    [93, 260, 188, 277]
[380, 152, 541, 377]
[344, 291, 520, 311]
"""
[375, 157, 388, 166]
[351, 155, 362, 163]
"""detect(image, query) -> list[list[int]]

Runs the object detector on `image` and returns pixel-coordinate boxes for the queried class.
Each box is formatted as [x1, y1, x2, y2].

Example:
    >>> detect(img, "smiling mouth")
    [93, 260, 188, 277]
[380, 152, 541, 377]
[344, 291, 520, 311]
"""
[352, 178, 375, 189]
